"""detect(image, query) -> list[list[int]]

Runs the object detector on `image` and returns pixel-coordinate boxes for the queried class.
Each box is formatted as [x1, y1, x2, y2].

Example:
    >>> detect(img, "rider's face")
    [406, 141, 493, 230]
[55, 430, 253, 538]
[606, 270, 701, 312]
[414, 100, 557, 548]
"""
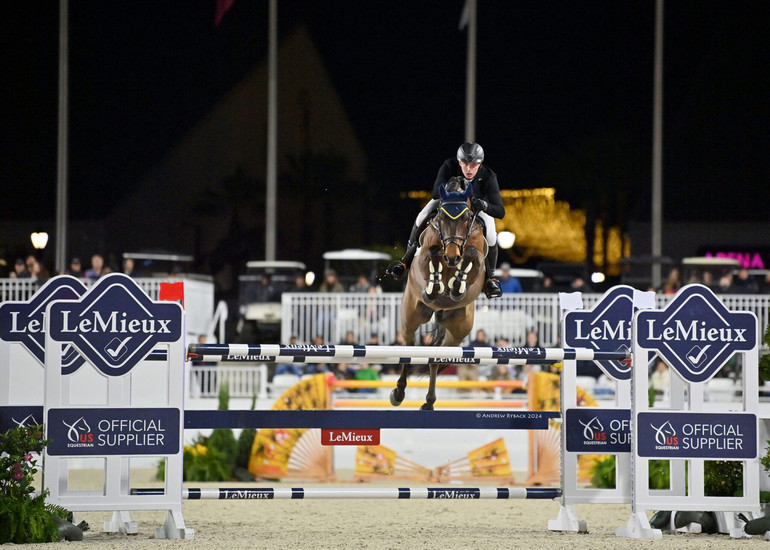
[459, 161, 481, 180]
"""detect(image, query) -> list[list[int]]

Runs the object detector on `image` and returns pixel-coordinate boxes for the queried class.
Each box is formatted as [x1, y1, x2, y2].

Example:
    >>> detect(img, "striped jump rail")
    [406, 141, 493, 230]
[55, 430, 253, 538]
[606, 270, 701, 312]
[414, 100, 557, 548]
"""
[130, 487, 561, 500]
[331, 379, 525, 390]
[187, 343, 630, 363]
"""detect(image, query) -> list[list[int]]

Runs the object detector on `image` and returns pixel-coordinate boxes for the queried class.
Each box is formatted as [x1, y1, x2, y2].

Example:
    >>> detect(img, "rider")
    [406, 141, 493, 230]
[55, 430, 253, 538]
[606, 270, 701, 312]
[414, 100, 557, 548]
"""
[387, 142, 505, 298]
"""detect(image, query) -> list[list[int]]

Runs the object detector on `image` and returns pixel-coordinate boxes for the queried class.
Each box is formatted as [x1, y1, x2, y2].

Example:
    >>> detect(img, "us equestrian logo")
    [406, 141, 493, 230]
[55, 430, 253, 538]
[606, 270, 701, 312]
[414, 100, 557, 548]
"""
[565, 408, 631, 453]
[46, 273, 182, 377]
[564, 285, 637, 380]
[0, 276, 87, 374]
[636, 285, 756, 383]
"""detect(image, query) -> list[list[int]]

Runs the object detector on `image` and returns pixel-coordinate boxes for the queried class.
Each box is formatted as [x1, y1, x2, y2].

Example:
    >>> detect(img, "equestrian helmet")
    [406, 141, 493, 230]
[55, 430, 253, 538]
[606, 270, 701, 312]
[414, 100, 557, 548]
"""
[457, 142, 484, 164]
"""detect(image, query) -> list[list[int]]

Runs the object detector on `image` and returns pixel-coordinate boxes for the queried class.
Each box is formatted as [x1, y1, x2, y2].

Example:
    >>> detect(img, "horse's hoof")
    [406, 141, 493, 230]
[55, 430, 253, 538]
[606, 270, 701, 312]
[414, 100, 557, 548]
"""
[390, 389, 404, 406]
[420, 403, 434, 411]
[421, 289, 437, 303]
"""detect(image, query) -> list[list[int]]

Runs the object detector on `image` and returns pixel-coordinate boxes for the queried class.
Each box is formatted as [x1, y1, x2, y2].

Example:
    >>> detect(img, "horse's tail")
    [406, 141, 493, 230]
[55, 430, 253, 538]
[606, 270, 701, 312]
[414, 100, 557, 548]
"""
[411, 318, 449, 376]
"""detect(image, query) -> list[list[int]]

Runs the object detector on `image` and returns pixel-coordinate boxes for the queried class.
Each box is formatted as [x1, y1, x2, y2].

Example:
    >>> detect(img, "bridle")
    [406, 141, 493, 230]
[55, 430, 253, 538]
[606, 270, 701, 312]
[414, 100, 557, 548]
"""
[432, 200, 479, 257]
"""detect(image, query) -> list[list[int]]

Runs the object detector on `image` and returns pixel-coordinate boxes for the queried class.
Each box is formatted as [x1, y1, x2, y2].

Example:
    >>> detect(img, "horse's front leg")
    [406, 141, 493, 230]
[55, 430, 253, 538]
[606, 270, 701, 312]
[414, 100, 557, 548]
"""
[421, 259, 444, 303]
[421, 364, 439, 410]
[447, 259, 473, 301]
[390, 363, 410, 406]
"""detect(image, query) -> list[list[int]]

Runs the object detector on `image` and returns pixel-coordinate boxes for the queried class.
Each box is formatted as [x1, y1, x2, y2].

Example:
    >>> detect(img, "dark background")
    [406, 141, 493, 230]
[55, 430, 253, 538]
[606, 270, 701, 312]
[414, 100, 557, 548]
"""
[2, 1, 768, 227]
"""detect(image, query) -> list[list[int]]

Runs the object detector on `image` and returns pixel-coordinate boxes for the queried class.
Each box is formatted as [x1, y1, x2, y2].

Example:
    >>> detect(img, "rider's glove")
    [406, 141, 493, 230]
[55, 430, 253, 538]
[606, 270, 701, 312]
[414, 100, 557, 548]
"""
[472, 197, 488, 213]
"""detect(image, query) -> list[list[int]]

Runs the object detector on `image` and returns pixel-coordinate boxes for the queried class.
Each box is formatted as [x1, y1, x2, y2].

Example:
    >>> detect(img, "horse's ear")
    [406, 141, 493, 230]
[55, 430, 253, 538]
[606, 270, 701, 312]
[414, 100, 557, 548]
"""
[439, 185, 449, 201]
[463, 182, 473, 200]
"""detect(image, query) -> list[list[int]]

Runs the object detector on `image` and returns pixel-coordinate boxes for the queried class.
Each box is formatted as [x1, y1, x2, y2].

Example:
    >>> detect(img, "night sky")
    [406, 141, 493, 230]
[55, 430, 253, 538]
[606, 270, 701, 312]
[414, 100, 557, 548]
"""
[2, 1, 768, 226]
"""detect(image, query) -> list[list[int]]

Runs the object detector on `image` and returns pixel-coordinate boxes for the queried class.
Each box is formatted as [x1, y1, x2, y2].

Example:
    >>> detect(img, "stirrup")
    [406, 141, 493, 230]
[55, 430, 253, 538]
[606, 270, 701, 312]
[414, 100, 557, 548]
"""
[387, 261, 407, 280]
[483, 278, 502, 299]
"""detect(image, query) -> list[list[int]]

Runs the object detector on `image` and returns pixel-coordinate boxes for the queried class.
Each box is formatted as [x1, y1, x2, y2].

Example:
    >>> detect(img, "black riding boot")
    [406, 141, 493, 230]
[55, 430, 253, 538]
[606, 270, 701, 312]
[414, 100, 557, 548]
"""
[387, 225, 420, 280]
[483, 244, 502, 298]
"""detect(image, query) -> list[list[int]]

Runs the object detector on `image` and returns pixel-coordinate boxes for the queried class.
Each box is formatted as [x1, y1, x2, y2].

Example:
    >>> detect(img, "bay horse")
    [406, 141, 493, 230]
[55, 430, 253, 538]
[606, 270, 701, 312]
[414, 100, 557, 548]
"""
[390, 176, 487, 410]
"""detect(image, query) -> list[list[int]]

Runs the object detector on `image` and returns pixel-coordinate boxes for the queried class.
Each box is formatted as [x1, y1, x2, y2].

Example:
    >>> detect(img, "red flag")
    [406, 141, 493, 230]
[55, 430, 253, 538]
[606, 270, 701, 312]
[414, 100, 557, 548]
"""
[215, 0, 235, 26]
[159, 282, 185, 309]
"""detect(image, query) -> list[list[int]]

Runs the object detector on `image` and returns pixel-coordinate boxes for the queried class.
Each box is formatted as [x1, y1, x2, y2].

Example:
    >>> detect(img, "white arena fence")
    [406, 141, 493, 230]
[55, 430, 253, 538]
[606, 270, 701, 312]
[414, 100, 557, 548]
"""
[281, 291, 770, 350]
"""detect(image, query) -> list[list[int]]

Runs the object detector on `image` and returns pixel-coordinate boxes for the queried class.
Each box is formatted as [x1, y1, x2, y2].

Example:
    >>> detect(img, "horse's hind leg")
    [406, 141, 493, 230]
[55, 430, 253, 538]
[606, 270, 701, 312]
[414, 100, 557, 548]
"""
[421, 364, 439, 410]
[390, 364, 410, 406]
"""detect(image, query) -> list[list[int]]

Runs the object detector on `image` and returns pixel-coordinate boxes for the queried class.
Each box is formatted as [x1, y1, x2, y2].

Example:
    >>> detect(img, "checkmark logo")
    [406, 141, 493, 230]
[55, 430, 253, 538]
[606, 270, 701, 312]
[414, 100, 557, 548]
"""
[686, 344, 710, 366]
[105, 336, 132, 360]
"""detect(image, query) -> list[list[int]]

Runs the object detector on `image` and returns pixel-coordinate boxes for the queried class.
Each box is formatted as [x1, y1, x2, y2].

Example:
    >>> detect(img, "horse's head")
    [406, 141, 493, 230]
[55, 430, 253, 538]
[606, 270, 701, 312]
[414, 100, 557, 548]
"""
[435, 177, 475, 267]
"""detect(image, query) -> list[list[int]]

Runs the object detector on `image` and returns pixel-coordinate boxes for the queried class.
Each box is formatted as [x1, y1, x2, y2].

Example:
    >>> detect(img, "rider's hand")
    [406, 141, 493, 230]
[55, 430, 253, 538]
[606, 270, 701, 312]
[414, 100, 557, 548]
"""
[472, 197, 488, 213]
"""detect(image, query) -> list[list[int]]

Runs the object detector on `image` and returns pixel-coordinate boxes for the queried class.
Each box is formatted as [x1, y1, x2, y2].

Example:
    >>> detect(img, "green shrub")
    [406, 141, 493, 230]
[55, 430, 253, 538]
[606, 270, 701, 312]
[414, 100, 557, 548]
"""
[0, 425, 70, 544]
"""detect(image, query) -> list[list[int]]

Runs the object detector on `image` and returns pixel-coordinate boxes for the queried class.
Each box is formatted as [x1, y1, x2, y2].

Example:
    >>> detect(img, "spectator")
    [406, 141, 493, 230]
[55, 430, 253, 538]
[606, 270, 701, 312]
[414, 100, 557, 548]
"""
[66, 257, 85, 278]
[354, 363, 380, 394]
[349, 274, 371, 293]
[650, 359, 670, 393]
[26, 255, 50, 283]
[731, 268, 760, 294]
[318, 269, 344, 292]
[569, 276, 592, 293]
[661, 267, 682, 295]
[488, 364, 514, 394]
[470, 329, 489, 348]
[498, 263, 523, 294]
[331, 363, 355, 388]
[293, 275, 310, 292]
[525, 330, 540, 348]
[534, 275, 556, 292]
[122, 257, 137, 277]
[340, 331, 357, 345]
[9, 258, 31, 279]
[717, 273, 733, 293]
[305, 335, 330, 374]
[85, 254, 106, 280]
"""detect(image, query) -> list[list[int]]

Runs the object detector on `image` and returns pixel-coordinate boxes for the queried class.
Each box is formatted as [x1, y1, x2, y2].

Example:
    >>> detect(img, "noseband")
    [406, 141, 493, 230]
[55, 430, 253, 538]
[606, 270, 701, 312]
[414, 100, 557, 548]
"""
[433, 200, 478, 257]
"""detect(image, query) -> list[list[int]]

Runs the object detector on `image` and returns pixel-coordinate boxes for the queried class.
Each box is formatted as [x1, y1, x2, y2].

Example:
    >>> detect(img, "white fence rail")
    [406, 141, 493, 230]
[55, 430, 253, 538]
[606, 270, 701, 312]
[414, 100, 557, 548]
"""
[188, 364, 269, 400]
[282, 292, 770, 350]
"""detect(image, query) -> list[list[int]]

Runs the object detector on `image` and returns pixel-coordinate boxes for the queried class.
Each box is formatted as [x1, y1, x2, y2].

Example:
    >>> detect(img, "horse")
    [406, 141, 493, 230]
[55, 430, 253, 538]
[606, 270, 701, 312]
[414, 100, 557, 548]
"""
[390, 176, 487, 410]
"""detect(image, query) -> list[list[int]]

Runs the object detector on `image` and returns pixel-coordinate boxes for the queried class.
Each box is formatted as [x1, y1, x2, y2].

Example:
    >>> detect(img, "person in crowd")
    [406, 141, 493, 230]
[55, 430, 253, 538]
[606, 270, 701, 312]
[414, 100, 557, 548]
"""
[26, 255, 50, 283]
[534, 275, 556, 292]
[661, 267, 682, 295]
[304, 335, 330, 374]
[498, 263, 523, 294]
[66, 257, 85, 278]
[340, 331, 357, 345]
[9, 258, 31, 279]
[85, 254, 106, 280]
[488, 364, 514, 394]
[293, 275, 310, 292]
[731, 268, 760, 293]
[349, 274, 371, 293]
[650, 359, 670, 393]
[122, 257, 137, 277]
[569, 276, 592, 293]
[525, 330, 540, 348]
[387, 141, 506, 299]
[354, 363, 380, 394]
[331, 362, 356, 388]
[717, 273, 733, 293]
[318, 269, 344, 292]
[274, 335, 305, 377]
[470, 329, 490, 348]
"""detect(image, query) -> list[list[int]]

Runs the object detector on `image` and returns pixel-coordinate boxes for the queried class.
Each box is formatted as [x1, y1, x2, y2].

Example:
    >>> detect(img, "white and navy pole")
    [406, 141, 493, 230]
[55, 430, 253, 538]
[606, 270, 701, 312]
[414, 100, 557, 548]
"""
[131, 487, 560, 500]
[187, 343, 629, 363]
